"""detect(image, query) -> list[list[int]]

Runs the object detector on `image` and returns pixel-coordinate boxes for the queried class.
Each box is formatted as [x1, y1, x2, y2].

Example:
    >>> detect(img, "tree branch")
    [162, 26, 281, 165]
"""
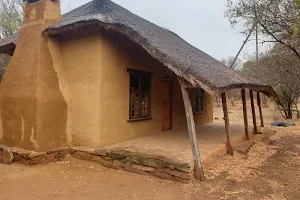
[259, 22, 300, 59]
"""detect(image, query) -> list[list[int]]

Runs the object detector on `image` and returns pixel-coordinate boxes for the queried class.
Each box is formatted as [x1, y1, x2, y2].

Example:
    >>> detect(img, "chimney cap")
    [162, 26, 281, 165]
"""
[24, 0, 60, 3]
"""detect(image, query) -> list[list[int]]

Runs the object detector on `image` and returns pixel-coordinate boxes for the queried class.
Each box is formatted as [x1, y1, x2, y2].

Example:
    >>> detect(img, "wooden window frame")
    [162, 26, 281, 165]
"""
[194, 88, 204, 114]
[127, 69, 153, 122]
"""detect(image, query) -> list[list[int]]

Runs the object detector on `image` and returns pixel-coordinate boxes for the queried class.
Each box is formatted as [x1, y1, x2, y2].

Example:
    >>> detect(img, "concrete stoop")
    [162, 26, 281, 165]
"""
[0, 146, 194, 181]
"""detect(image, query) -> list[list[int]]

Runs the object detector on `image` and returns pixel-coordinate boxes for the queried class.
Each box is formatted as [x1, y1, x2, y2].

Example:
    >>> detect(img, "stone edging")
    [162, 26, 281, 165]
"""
[72, 147, 194, 181]
[0, 146, 194, 181]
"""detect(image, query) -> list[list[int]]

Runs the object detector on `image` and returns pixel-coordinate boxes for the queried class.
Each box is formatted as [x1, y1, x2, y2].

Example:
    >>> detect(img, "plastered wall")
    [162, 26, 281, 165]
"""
[98, 30, 166, 147]
[61, 32, 102, 147]
[171, 78, 214, 131]
[61, 28, 213, 148]
[0, 23, 213, 150]
[0, 0, 68, 151]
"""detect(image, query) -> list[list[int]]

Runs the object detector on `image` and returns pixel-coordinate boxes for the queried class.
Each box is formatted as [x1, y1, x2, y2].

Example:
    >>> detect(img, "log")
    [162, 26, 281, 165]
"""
[221, 92, 234, 155]
[179, 80, 205, 181]
[241, 89, 250, 140]
[250, 90, 258, 134]
[257, 92, 264, 127]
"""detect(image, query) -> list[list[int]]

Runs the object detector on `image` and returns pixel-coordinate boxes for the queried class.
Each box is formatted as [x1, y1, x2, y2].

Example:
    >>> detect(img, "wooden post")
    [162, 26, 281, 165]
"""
[249, 90, 258, 134]
[241, 89, 250, 140]
[179, 81, 205, 181]
[221, 92, 234, 155]
[257, 92, 264, 127]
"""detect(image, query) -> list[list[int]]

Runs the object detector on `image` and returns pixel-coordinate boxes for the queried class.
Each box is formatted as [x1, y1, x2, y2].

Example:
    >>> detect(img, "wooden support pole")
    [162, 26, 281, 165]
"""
[241, 89, 250, 140]
[249, 90, 258, 134]
[179, 81, 205, 181]
[221, 92, 234, 155]
[257, 92, 265, 127]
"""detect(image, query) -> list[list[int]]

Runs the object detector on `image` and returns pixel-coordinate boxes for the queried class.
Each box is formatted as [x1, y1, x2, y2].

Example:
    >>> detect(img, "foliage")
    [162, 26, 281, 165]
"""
[225, 0, 300, 59]
[0, 0, 23, 39]
[0, 0, 22, 81]
[242, 45, 300, 119]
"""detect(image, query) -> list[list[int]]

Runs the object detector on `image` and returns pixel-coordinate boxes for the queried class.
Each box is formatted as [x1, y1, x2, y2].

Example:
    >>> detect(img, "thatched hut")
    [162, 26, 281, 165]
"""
[0, 0, 276, 180]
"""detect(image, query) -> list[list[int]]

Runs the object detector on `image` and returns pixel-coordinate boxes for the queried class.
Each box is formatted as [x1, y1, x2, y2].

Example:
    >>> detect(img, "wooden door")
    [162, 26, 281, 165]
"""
[162, 80, 172, 131]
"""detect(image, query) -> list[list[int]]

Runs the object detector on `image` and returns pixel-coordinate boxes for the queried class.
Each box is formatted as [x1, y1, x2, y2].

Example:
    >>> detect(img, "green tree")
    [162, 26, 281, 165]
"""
[242, 45, 300, 119]
[0, 0, 23, 39]
[225, 0, 300, 60]
[0, 0, 23, 81]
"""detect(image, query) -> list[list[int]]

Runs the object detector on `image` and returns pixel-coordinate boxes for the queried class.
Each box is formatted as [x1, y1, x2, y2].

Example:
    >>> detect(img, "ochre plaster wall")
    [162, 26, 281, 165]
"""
[61, 28, 213, 148]
[61, 33, 102, 147]
[0, 0, 69, 151]
[60, 29, 166, 148]
[0, 19, 213, 150]
[171, 78, 214, 131]
[98, 30, 166, 147]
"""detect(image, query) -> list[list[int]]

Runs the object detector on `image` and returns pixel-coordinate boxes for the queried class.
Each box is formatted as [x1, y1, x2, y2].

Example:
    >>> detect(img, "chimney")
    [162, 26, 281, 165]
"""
[0, 0, 68, 151]
[23, 0, 61, 27]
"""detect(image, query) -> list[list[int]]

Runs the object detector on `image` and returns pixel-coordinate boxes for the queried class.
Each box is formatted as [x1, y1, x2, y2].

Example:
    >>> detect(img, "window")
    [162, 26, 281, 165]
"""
[128, 69, 152, 121]
[194, 88, 204, 113]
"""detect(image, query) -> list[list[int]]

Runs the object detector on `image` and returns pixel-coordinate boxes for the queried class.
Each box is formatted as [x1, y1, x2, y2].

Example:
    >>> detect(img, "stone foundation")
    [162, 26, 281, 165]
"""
[0, 146, 194, 181]
[72, 147, 194, 181]
[9, 147, 73, 165]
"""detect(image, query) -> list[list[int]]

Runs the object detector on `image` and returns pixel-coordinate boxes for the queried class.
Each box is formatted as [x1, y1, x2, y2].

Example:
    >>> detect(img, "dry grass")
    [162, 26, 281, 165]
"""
[205, 132, 278, 182]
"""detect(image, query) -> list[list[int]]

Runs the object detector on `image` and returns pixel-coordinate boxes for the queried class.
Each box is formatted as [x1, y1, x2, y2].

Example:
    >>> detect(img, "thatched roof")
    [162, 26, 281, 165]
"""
[0, 0, 276, 97]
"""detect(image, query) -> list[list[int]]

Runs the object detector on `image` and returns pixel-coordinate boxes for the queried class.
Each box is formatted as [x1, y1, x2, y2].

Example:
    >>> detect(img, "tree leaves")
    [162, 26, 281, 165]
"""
[225, 0, 300, 60]
[242, 45, 300, 118]
[0, 0, 23, 39]
[0, 0, 22, 81]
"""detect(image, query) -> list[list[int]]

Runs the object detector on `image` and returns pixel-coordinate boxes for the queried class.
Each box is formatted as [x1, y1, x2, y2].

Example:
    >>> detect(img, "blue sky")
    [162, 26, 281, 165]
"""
[62, 0, 257, 61]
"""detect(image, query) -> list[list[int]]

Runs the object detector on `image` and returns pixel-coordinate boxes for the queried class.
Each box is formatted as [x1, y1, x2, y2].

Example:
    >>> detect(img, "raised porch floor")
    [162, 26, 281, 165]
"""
[103, 122, 254, 162]
[6, 121, 256, 181]
[86, 122, 254, 180]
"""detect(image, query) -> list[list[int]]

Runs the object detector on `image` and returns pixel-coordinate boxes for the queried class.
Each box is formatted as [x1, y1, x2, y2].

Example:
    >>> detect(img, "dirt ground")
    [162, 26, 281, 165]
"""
[1, 104, 300, 200]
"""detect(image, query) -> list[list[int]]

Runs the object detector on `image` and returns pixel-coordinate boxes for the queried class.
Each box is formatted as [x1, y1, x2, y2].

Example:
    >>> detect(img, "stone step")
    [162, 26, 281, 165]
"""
[234, 141, 255, 154]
